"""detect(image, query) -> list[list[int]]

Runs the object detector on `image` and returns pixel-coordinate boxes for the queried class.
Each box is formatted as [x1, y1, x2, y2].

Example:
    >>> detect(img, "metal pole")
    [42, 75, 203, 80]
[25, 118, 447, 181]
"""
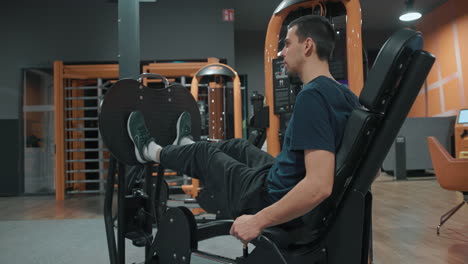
[118, 0, 141, 79]
[118, 162, 127, 264]
[395, 136, 407, 180]
[104, 156, 118, 264]
[144, 164, 153, 261]
[98, 78, 104, 193]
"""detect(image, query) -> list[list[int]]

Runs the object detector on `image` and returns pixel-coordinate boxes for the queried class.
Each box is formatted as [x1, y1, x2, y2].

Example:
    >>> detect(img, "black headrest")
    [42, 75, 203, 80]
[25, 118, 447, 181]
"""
[359, 28, 423, 113]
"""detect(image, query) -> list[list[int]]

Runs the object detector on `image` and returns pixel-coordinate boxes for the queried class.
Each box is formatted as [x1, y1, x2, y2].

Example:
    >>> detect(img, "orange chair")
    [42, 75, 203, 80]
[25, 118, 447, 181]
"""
[427, 136, 468, 235]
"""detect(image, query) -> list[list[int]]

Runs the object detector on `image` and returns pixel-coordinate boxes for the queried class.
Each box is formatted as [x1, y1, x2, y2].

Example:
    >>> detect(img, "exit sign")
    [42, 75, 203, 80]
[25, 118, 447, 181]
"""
[222, 9, 235, 22]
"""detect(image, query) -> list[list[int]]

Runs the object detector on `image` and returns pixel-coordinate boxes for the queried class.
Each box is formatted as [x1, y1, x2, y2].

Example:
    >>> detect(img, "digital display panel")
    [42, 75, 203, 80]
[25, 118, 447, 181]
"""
[458, 109, 468, 123]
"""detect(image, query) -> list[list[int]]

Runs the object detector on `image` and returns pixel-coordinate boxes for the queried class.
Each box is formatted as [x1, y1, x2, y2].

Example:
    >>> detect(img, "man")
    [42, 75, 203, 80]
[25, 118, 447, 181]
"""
[127, 15, 360, 244]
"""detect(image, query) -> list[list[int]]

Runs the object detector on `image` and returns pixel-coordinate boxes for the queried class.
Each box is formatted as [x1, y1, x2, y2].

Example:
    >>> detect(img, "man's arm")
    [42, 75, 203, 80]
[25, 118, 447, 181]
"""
[230, 149, 335, 243]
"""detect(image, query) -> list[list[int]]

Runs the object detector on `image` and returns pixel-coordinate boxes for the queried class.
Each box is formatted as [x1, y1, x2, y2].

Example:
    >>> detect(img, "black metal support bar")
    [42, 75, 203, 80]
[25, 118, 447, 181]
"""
[118, 0, 141, 79]
[144, 164, 153, 262]
[154, 165, 165, 227]
[105, 156, 118, 264]
[145, 164, 166, 263]
[118, 163, 127, 264]
[437, 201, 465, 235]
[395, 136, 407, 180]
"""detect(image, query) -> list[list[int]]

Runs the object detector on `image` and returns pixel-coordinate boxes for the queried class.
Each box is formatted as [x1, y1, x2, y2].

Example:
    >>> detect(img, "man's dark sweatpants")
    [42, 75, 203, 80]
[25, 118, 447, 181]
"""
[160, 138, 275, 218]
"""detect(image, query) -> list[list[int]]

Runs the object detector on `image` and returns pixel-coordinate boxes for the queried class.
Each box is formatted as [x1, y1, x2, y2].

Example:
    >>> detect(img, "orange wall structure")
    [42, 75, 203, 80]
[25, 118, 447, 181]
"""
[408, 0, 468, 117]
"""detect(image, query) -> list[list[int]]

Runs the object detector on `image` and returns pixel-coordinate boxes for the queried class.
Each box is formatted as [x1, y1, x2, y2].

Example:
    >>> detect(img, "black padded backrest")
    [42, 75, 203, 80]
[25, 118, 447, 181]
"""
[326, 29, 424, 209]
[328, 29, 425, 207]
[296, 28, 431, 235]
[353, 50, 435, 192]
[298, 109, 379, 231]
[331, 109, 379, 202]
[359, 28, 423, 113]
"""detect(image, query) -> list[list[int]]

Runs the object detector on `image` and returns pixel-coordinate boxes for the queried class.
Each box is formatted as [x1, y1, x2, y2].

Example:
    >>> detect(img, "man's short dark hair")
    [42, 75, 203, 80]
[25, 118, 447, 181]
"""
[288, 15, 336, 61]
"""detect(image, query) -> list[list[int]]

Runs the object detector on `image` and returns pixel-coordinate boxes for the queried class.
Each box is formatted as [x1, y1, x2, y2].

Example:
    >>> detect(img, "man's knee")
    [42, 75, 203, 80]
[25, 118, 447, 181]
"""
[229, 138, 250, 147]
[218, 138, 250, 152]
[194, 141, 212, 148]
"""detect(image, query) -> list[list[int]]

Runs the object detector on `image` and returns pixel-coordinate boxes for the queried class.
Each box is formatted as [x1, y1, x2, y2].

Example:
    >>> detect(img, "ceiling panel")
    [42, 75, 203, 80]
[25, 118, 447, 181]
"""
[233, 0, 448, 32]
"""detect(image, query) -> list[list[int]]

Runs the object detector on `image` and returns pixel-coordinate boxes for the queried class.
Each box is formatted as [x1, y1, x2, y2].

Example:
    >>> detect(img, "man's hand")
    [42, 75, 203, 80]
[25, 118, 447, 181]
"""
[229, 214, 264, 244]
[230, 150, 334, 244]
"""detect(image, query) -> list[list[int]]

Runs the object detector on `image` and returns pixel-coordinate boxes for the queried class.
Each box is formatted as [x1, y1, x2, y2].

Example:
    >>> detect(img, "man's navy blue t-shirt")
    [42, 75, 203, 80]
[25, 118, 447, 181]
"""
[266, 76, 360, 202]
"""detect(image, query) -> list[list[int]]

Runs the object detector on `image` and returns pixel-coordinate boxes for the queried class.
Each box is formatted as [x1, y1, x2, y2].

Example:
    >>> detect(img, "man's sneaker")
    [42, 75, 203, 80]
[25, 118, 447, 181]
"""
[173, 111, 192, 145]
[127, 111, 154, 163]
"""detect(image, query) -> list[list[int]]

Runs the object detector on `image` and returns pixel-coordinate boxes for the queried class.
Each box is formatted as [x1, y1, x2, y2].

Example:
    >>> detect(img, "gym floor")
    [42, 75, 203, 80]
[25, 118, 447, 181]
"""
[0, 173, 467, 264]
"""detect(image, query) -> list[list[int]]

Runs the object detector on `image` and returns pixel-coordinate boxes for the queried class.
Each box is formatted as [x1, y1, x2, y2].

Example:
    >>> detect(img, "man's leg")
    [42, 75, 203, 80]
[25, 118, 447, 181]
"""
[169, 111, 274, 169]
[214, 138, 275, 169]
[127, 111, 271, 217]
[161, 143, 271, 217]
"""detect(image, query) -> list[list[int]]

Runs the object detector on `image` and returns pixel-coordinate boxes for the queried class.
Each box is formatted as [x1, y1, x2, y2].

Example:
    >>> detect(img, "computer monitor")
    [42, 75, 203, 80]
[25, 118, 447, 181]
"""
[458, 109, 468, 124]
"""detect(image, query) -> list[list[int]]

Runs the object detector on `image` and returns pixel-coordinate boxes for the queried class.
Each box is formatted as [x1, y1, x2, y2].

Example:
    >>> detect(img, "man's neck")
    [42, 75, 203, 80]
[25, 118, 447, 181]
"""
[299, 59, 334, 84]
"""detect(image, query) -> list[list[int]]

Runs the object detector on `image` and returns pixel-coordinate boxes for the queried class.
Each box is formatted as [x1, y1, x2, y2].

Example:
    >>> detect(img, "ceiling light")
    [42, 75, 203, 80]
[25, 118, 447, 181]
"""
[399, 0, 422, 22]
[399, 12, 422, 21]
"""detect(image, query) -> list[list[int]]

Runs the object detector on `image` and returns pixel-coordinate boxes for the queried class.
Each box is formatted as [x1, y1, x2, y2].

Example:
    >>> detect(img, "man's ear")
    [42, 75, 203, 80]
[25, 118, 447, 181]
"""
[304, 38, 315, 56]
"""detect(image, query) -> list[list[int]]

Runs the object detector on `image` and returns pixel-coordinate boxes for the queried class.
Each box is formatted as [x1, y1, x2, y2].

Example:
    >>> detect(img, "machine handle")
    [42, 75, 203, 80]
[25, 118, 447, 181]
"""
[138, 73, 170, 88]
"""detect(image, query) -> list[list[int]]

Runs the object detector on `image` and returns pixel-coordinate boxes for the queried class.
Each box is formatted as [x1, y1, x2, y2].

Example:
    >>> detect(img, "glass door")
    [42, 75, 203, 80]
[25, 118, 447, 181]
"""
[23, 69, 55, 194]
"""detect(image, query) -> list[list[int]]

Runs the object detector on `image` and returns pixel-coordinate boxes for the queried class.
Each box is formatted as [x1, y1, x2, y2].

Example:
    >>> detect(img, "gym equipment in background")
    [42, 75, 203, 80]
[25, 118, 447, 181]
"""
[455, 109, 468, 158]
[190, 63, 243, 141]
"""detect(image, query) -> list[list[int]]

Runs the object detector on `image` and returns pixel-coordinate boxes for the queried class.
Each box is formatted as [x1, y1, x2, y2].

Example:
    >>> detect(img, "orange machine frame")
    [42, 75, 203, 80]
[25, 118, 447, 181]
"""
[54, 59, 222, 200]
[54, 61, 119, 200]
[142, 57, 219, 84]
[264, 0, 364, 156]
[183, 63, 242, 198]
[190, 63, 243, 139]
